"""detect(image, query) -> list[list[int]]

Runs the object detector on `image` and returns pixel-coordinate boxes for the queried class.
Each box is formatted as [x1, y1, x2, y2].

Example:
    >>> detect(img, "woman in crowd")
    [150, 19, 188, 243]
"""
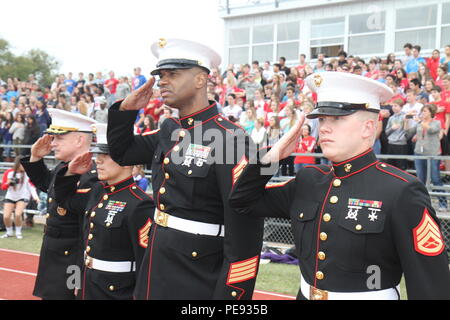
[35, 100, 51, 135]
[9, 113, 25, 157]
[294, 124, 317, 173]
[132, 165, 149, 192]
[2, 112, 14, 161]
[138, 115, 156, 135]
[396, 68, 410, 92]
[1, 156, 39, 239]
[250, 118, 267, 149]
[241, 106, 257, 135]
[22, 115, 40, 156]
[406, 104, 447, 211]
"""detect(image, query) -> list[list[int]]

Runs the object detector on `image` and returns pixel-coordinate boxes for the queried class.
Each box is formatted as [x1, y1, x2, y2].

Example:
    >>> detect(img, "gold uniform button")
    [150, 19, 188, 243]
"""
[179, 130, 186, 138]
[333, 179, 342, 187]
[355, 224, 363, 231]
[160, 204, 165, 211]
[103, 195, 108, 200]
[106, 223, 111, 227]
[64, 251, 70, 256]
[173, 145, 180, 152]
[320, 232, 328, 241]
[165, 173, 170, 180]
[90, 212, 96, 218]
[187, 118, 194, 126]
[88, 234, 93, 240]
[188, 170, 193, 175]
[381, 163, 387, 168]
[299, 213, 304, 219]
[316, 271, 324, 280]
[318, 252, 326, 261]
[159, 187, 166, 195]
[85, 210, 89, 216]
[110, 186, 115, 192]
[86, 246, 91, 253]
[98, 203, 103, 208]
[109, 285, 115, 291]
[231, 291, 237, 297]
[48, 198, 53, 203]
[90, 223, 94, 229]
[330, 196, 338, 204]
[191, 251, 198, 258]
[323, 214, 331, 222]
[132, 186, 137, 190]
[164, 158, 170, 165]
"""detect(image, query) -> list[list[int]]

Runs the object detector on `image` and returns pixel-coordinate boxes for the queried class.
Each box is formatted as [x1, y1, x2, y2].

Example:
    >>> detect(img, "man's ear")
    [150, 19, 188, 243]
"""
[194, 70, 208, 89]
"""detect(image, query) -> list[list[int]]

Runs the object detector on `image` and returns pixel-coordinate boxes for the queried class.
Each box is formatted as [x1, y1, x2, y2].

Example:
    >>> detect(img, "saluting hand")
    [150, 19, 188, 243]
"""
[30, 134, 53, 162]
[67, 152, 93, 176]
[120, 77, 155, 111]
[261, 113, 305, 164]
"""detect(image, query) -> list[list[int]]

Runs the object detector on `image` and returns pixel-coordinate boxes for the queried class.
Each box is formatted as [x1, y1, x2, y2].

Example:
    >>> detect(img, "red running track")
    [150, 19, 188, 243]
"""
[0, 248, 295, 300]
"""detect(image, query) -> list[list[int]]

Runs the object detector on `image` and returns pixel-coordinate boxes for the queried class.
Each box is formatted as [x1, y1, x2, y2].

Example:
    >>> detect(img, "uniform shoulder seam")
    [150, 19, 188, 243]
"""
[375, 162, 417, 183]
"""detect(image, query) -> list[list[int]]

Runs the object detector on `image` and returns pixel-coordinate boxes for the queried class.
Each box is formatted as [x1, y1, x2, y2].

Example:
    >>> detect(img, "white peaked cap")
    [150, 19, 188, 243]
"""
[46, 108, 97, 135]
[305, 72, 393, 119]
[150, 38, 221, 76]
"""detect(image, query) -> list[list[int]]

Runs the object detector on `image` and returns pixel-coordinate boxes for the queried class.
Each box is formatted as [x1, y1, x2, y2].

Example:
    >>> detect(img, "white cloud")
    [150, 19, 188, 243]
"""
[0, 0, 224, 77]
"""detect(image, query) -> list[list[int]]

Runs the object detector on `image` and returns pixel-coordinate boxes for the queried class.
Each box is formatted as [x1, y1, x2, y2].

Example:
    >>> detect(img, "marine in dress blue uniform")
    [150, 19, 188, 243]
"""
[53, 123, 155, 300]
[107, 39, 264, 300]
[229, 72, 450, 300]
[21, 109, 98, 300]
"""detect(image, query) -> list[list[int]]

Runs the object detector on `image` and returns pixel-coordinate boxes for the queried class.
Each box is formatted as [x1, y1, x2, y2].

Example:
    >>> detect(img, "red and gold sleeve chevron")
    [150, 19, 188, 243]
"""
[413, 208, 445, 256]
[232, 155, 249, 187]
[226, 255, 259, 285]
[138, 218, 153, 249]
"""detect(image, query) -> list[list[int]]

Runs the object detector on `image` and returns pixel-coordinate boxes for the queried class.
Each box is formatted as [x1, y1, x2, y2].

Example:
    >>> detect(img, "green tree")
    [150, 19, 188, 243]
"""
[0, 38, 59, 87]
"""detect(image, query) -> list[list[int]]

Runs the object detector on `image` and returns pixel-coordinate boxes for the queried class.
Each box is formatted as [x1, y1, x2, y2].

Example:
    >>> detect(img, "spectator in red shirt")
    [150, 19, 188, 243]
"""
[296, 54, 308, 71]
[137, 115, 157, 135]
[294, 124, 316, 172]
[436, 65, 449, 91]
[104, 71, 119, 94]
[427, 49, 441, 81]
[441, 74, 450, 103]
[395, 68, 409, 92]
[144, 89, 163, 123]
[365, 59, 379, 80]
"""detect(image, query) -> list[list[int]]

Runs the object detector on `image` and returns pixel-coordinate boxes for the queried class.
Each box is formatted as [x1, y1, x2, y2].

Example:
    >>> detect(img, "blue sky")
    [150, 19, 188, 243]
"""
[0, 0, 224, 77]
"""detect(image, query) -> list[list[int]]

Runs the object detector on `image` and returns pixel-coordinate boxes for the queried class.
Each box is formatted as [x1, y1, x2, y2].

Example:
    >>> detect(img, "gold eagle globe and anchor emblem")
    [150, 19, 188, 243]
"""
[158, 38, 168, 48]
[313, 74, 323, 87]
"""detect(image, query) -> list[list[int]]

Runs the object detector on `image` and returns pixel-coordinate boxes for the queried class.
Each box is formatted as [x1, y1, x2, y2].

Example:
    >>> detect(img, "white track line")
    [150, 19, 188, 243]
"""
[0, 267, 37, 277]
[0, 248, 40, 257]
[253, 290, 296, 299]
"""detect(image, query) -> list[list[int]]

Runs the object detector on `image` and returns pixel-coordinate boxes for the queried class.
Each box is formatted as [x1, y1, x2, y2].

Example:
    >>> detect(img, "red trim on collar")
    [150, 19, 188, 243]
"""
[335, 161, 378, 179]
[332, 149, 373, 167]
[103, 176, 133, 189]
[179, 103, 216, 121]
[186, 116, 217, 130]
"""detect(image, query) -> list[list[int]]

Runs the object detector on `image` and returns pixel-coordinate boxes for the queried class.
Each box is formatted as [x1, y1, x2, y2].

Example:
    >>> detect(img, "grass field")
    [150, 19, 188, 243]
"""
[0, 223, 408, 299]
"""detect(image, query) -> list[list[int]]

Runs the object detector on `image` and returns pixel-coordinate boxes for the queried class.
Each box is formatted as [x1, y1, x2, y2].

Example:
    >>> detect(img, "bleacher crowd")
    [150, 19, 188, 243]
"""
[0, 43, 450, 182]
